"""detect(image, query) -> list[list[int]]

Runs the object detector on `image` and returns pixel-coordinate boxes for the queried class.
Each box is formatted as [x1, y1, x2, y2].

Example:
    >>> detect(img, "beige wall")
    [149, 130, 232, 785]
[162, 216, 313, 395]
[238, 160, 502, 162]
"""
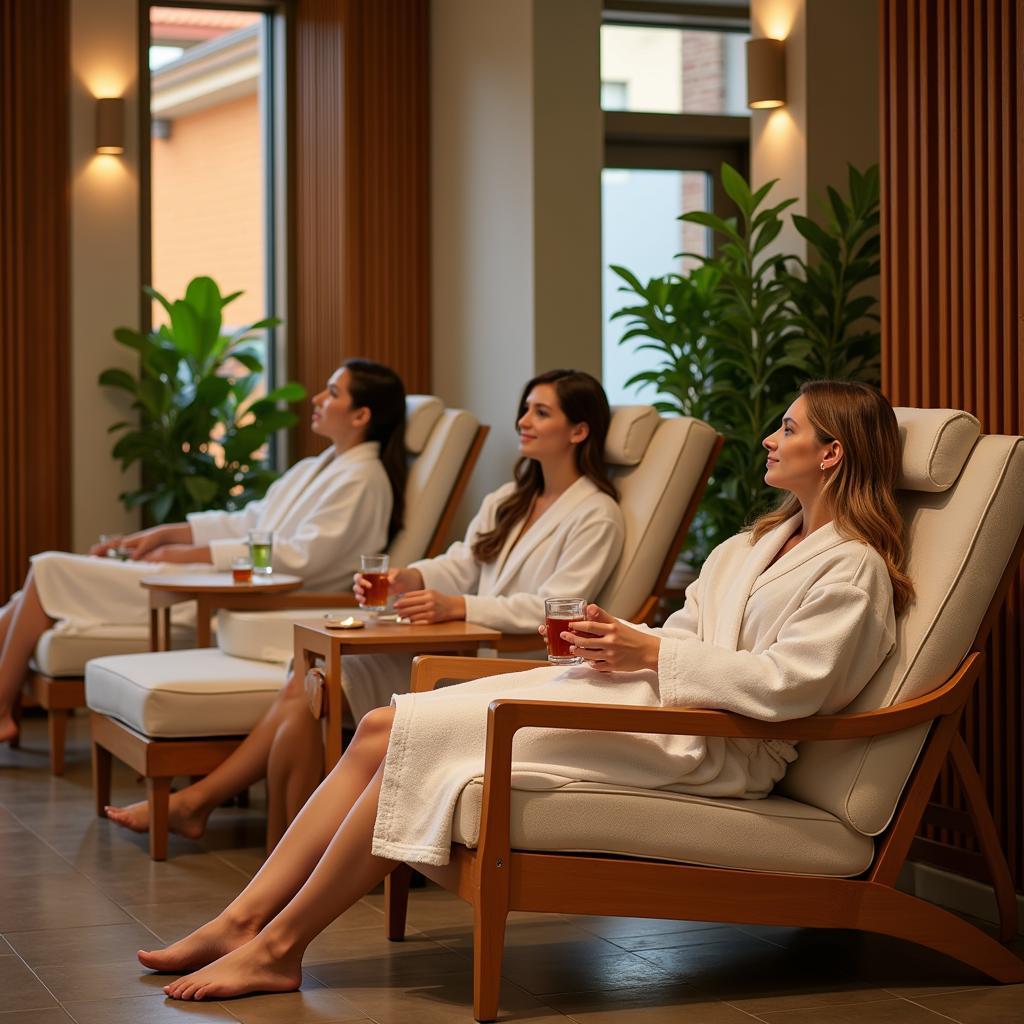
[750, 0, 878, 258]
[70, 0, 141, 551]
[431, 0, 603, 531]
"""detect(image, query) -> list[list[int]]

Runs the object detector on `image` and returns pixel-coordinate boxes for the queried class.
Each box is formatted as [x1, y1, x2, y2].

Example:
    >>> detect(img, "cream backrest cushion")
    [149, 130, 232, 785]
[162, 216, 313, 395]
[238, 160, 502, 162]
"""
[597, 414, 718, 619]
[388, 407, 481, 566]
[404, 395, 444, 454]
[777, 411, 1024, 836]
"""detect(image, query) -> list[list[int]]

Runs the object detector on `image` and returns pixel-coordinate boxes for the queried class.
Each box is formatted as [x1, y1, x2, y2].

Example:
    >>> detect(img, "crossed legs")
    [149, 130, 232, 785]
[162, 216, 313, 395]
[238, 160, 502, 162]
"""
[0, 570, 55, 743]
[141, 704, 398, 1000]
[105, 669, 324, 849]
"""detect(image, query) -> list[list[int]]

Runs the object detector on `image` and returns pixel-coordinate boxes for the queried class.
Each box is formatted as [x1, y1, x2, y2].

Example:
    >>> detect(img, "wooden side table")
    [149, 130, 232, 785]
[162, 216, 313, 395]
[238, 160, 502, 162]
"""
[293, 617, 501, 769]
[140, 573, 304, 650]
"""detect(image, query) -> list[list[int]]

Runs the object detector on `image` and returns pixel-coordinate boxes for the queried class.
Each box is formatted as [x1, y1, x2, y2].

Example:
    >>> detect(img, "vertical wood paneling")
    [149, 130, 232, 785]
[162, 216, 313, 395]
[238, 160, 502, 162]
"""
[0, 0, 70, 598]
[292, 0, 429, 460]
[881, 0, 1024, 891]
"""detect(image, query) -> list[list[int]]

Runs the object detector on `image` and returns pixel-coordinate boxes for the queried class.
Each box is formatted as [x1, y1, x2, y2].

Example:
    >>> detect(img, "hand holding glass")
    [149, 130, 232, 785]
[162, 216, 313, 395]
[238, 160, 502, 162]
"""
[544, 597, 586, 665]
[248, 530, 273, 576]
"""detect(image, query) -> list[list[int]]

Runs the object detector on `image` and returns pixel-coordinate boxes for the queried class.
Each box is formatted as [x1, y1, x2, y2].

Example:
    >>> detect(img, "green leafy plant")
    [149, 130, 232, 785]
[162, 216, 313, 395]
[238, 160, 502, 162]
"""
[99, 276, 306, 524]
[610, 163, 881, 565]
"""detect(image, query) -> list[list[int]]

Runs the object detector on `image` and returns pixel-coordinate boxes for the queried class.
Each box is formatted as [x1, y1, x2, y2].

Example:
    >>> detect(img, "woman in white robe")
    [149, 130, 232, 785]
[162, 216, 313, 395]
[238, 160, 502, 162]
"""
[0, 359, 407, 745]
[146, 380, 913, 1003]
[105, 368, 624, 847]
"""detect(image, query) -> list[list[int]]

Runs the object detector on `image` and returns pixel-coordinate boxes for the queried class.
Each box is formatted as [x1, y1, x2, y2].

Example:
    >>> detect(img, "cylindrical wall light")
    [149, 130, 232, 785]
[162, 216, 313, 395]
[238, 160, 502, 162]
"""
[746, 38, 786, 109]
[95, 97, 125, 154]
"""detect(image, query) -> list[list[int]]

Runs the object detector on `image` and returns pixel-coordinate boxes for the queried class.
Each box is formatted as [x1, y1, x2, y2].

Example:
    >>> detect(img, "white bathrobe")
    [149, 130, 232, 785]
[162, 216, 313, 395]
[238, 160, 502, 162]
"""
[30, 442, 391, 635]
[340, 476, 625, 721]
[371, 515, 898, 866]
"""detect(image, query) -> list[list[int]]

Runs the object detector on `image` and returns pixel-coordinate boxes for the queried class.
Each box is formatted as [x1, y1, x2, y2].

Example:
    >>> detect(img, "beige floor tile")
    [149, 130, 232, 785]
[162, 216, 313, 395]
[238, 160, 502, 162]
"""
[78, 852, 250, 906]
[0, 1009, 74, 1022]
[0, 833, 78, 881]
[424, 919, 623, 955]
[606, 925, 756, 953]
[305, 943, 472, 984]
[209, 848, 267, 879]
[215, 985, 368, 1024]
[909, 984, 1024, 1023]
[0, 872, 131, 932]
[498, 943, 674, 997]
[0, 955, 59, 1012]
[753, 998, 954, 1022]
[61, 995, 238, 1023]
[7, 921, 161, 969]
[32, 959, 175, 1003]
[567, 915, 730, 940]
[548, 983, 756, 1023]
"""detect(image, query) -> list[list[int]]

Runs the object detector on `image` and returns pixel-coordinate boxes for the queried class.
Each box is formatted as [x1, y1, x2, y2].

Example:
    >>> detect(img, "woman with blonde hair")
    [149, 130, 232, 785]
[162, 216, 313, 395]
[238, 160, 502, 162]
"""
[141, 379, 911, 1002]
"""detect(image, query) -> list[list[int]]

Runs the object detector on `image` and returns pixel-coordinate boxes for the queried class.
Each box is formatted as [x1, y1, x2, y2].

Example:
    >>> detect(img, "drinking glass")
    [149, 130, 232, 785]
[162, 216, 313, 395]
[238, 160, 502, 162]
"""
[231, 557, 253, 584]
[248, 530, 273, 576]
[359, 554, 390, 612]
[544, 597, 586, 665]
[98, 534, 128, 560]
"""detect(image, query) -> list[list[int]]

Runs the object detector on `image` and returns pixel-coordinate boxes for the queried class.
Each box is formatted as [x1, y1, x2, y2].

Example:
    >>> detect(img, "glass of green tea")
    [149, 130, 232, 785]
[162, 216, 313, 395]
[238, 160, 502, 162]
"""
[248, 530, 274, 576]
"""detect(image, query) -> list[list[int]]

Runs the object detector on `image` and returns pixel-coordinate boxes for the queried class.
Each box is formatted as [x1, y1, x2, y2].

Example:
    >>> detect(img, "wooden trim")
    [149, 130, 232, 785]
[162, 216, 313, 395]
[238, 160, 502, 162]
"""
[424, 426, 490, 558]
[0, 0, 71, 598]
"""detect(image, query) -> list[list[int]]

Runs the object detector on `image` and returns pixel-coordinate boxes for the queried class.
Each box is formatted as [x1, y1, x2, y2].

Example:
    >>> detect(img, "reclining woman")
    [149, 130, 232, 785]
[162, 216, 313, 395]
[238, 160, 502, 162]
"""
[106, 368, 626, 849]
[141, 379, 913, 1001]
[0, 358, 407, 746]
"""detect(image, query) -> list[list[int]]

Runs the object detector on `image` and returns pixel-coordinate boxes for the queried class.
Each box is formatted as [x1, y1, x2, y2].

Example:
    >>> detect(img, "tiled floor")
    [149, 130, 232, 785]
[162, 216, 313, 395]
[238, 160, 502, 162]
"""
[2, 711, 1023, 1023]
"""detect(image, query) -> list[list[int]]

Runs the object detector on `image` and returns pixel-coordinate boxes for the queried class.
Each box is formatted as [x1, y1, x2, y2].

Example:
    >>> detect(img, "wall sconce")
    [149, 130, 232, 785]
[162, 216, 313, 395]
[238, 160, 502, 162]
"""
[95, 97, 125, 154]
[746, 38, 786, 109]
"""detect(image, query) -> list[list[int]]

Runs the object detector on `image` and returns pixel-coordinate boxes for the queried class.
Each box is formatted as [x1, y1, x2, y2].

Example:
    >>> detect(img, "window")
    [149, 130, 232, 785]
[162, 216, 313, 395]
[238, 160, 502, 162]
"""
[601, 6, 750, 406]
[144, 3, 286, 427]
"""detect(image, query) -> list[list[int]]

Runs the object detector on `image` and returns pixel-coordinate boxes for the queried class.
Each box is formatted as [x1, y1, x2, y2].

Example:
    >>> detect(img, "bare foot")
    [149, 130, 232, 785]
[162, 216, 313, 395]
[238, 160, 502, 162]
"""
[163, 935, 302, 1001]
[138, 911, 259, 974]
[104, 791, 209, 840]
[0, 713, 18, 745]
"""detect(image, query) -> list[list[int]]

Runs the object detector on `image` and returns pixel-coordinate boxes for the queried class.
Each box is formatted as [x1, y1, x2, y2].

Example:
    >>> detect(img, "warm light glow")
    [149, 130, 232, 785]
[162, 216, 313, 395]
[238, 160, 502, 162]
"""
[96, 145, 124, 155]
[756, 0, 796, 40]
[750, 99, 785, 109]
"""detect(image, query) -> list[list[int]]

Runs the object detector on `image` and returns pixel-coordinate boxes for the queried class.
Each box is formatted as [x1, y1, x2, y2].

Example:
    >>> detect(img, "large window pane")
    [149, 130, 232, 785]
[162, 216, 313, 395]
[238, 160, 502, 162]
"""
[602, 168, 711, 406]
[601, 25, 748, 115]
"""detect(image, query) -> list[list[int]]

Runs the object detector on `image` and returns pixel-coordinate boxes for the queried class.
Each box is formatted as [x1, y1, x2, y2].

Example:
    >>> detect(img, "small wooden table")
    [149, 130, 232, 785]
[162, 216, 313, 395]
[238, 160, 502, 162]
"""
[293, 617, 502, 769]
[141, 573, 304, 651]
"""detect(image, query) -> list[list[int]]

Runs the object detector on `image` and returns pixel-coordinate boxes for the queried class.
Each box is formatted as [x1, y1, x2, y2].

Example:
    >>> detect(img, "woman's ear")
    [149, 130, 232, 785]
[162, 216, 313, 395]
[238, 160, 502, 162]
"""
[351, 405, 372, 431]
[570, 422, 590, 445]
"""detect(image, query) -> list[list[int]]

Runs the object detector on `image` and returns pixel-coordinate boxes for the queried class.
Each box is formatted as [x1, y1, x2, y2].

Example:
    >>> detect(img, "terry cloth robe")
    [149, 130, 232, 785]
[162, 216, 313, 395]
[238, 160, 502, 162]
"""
[339, 476, 625, 722]
[29, 442, 390, 636]
[371, 515, 897, 867]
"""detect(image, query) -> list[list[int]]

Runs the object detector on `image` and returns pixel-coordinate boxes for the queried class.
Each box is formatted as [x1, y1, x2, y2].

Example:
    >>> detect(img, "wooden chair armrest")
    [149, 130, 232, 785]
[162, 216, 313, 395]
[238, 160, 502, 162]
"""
[411, 655, 548, 693]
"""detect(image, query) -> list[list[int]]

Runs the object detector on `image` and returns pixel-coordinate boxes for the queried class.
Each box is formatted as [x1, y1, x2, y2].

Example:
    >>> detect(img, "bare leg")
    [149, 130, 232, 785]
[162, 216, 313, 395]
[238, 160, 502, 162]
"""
[0, 571, 55, 743]
[166, 764, 395, 1000]
[139, 705, 395, 974]
[265, 696, 324, 851]
[105, 670, 309, 839]
[0, 595, 19, 653]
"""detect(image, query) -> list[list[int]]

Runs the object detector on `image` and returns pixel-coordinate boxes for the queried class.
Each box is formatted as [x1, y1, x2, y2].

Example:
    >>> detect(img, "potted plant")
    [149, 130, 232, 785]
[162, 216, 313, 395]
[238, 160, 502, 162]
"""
[99, 275, 307, 524]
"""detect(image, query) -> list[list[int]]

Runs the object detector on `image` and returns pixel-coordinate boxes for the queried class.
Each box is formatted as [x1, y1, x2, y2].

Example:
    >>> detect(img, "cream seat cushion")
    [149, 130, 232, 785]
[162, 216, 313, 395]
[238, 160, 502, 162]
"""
[85, 648, 284, 738]
[451, 782, 873, 878]
[32, 624, 194, 678]
[217, 607, 339, 663]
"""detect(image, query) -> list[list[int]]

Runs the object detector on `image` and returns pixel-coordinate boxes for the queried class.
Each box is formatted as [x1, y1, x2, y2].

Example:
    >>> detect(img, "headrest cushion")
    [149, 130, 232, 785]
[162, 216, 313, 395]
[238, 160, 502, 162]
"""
[896, 407, 980, 492]
[606, 405, 660, 466]
[405, 395, 444, 454]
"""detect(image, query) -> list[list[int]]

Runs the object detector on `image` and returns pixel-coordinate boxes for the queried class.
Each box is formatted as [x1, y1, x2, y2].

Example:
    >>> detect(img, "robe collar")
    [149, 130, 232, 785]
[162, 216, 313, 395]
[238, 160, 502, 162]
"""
[490, 476, 601, 592]
[712, 514, 845, 648]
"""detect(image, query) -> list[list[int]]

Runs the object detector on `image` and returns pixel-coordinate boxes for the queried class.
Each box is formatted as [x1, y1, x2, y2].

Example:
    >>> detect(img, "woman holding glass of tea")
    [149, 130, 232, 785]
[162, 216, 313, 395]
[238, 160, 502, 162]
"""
[0, 359, 407, 746]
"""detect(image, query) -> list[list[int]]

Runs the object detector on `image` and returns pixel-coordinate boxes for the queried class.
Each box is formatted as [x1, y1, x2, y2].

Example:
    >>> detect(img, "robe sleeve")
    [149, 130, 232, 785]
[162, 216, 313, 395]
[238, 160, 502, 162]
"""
[656, 581, 895, 720]
[187, 497, 264, 546]
[462, 512, 624, 633]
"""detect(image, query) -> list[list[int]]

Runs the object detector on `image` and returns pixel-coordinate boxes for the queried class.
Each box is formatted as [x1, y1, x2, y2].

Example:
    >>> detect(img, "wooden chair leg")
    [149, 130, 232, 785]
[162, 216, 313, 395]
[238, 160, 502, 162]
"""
[472, 897, 508, 1023]
[385, 864, 413, 940]
[47, 709, 70, 776]
[92, 741, 112, 816]
[148, 777, 171, 861]
[949, 733, 1020, 942]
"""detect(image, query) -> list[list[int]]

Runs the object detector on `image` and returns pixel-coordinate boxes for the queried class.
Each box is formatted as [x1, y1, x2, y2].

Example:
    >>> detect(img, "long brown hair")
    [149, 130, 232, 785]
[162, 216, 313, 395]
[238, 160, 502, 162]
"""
[471, 369, 617, 563]
[343, 358, 407, 543]
[751, 380, 914, 614]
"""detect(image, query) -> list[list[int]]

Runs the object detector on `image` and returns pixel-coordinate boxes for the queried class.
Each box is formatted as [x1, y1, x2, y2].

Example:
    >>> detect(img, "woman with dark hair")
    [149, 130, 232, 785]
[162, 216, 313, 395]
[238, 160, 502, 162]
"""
[0, 359, 406, 746]
[144, 380, 909, 1003]
[104, 367, 624, 847]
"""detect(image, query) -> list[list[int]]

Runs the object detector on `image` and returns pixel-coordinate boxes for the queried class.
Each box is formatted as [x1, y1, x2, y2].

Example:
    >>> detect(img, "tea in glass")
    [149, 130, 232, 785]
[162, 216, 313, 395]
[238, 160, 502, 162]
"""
[231, 557, 253, 584]
[248, 530, 273, 576]
[544, 597, 586, 665]
[360, 554, 390, 612]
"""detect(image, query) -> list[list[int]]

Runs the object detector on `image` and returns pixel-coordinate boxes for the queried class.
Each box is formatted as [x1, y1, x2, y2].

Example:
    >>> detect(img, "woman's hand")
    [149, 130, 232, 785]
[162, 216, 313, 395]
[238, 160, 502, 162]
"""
[143, 544, 212, 564]
[561, 604, 661, 673]
[392, 589, 466, 625]
[118, 524, 192, 561]
[352, 566, 423, 604]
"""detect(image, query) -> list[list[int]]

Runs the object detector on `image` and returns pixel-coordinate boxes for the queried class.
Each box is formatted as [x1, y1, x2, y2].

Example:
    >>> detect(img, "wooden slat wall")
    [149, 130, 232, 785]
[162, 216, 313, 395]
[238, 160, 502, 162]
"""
[881, 0, 1024, 891]
[292, 0, 430, 459]
[0, 0, 71, 598]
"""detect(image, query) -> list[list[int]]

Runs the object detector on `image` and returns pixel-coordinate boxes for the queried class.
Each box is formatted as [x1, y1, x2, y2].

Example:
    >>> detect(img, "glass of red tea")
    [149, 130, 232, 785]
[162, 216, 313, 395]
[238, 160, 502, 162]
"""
[231, 557, 253, 584]
[544, 597, 586, 665]
[359, 554, 390, 612]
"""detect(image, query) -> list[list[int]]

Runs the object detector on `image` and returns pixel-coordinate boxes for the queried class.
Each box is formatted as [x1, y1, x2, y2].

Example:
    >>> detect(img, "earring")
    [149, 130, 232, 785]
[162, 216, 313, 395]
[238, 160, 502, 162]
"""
[820, 461, 826, 471]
